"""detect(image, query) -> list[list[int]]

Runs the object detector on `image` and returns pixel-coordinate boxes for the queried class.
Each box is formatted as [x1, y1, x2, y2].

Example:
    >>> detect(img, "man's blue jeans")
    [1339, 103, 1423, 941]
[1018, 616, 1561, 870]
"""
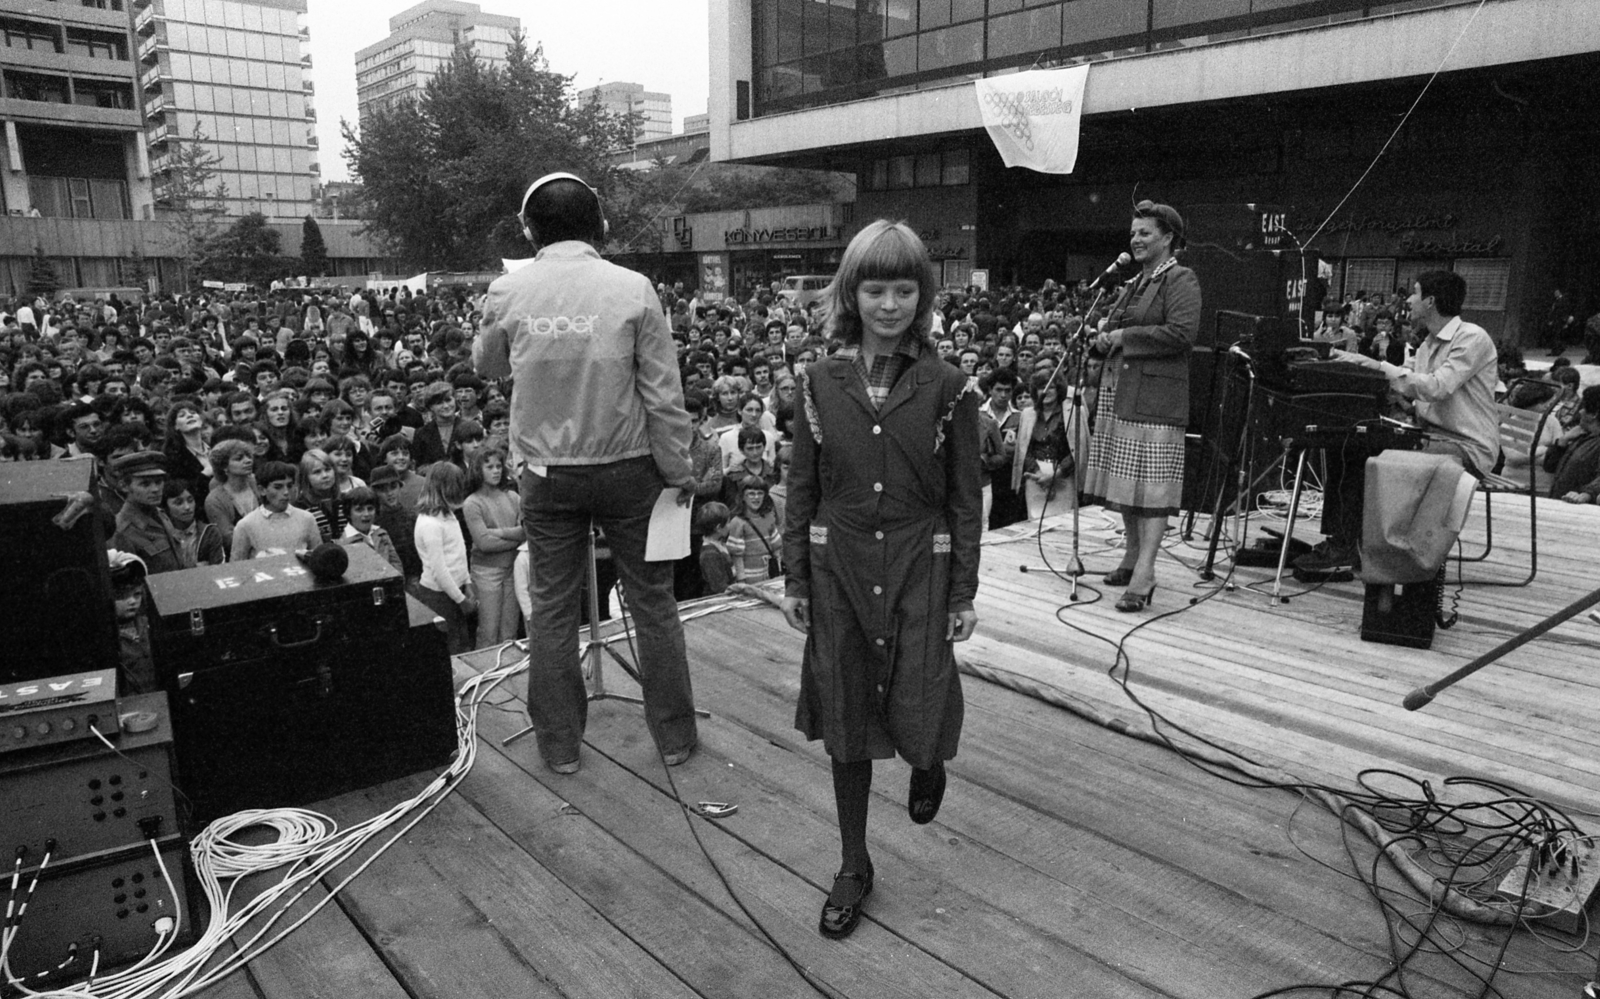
[519, 457, 698, 765]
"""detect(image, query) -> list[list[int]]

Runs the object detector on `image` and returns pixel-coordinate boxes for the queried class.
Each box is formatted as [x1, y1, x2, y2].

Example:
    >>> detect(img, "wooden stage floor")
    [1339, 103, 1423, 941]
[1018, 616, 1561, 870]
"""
[198, 496, 1599, 999]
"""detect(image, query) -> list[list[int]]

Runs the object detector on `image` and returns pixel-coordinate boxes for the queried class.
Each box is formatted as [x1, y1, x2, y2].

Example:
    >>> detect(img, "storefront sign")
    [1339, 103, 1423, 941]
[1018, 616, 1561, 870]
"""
[1399, 234, 1504, 256]
[1313, 213, 1460, 234]
[723, 225, 844, 245]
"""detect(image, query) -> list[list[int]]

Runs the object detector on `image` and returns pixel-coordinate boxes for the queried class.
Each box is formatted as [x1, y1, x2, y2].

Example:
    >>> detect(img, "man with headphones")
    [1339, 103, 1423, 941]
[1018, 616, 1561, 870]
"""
[474, 171, 699, 774]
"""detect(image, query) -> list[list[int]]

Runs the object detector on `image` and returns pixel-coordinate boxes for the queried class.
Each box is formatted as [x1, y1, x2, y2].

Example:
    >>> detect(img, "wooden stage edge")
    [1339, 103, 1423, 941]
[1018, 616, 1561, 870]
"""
[203, 496, 1600, 999]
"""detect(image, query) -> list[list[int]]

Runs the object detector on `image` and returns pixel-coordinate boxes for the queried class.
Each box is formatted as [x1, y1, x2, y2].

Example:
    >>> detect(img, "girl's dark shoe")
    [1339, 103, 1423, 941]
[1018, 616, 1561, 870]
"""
[908, 760, 946, 825]
[819, 868, 874, 939]
[1103, 567, 1135, 587]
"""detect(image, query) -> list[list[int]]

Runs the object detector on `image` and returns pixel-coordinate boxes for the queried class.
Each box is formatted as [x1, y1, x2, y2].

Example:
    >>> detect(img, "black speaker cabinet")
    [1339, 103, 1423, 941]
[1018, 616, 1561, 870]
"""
[144, 548, 456, 827]
[1361, 571, 1442, 650]
[0, 461, 117, 684]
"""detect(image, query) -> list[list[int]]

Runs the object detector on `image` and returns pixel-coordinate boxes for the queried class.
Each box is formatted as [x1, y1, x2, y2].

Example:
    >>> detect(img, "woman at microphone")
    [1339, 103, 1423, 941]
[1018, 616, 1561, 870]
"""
[1082, 200, 1202, 611]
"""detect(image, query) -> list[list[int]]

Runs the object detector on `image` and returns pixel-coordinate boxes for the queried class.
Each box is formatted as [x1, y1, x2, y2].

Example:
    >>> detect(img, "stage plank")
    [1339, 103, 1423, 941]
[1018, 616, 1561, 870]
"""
[186, 491, 1595, 999]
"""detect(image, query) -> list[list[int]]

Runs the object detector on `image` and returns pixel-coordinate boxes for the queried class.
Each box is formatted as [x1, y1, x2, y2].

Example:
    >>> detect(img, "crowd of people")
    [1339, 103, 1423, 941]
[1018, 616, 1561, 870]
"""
[1, 228, 1582, 668]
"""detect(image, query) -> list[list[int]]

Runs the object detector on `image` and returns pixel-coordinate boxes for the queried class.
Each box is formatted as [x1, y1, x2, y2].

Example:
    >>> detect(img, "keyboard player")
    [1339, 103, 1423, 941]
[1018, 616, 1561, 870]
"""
[1296, 270, 1499, 572]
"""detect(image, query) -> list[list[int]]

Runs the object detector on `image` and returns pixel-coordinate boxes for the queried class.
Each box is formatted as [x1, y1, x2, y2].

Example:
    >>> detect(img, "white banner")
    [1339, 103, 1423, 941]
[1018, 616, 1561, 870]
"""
[974, 65, 1090, 175]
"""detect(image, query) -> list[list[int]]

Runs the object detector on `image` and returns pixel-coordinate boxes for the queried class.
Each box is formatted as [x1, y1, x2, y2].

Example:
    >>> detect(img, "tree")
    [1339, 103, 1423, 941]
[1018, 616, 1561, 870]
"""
[300, 215, 330, 277]
[195, 213, 293, 286]
[154, 125, 227, 291]
[344, 36, 640, 271]
[122, 249, 154, 292]
[26, 248, 60, 298]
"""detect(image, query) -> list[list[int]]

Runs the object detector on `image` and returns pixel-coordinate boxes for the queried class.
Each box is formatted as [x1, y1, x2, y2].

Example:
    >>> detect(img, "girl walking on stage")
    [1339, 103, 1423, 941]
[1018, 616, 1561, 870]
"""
[780, 220, 983, 941]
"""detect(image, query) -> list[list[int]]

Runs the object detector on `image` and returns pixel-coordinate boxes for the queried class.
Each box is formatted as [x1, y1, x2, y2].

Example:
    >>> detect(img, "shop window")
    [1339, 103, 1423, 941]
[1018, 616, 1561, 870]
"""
[914, 152, 942, 188]
[1453, 259, 1509, 312]
[941, 149, 970, 186]
[887, 155, 914, 190]
[863, 159, 888, 192]
[1342, 259, 1396, 302]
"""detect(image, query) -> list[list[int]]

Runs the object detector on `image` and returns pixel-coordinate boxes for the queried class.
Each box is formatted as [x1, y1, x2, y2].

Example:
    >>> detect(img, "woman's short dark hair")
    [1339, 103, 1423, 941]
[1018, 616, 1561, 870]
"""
[823, 220, 938, 345]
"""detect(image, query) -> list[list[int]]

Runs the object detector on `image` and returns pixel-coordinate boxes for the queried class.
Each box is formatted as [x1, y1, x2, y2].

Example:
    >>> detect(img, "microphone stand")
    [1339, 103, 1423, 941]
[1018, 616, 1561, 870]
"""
[1040, 280, 1114, 602]
[1199, 348, 1259, 580]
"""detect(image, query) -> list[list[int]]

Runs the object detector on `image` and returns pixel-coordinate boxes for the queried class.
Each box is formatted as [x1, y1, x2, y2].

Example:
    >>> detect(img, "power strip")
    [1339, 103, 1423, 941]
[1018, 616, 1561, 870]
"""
[1494, 836, 1600, 933]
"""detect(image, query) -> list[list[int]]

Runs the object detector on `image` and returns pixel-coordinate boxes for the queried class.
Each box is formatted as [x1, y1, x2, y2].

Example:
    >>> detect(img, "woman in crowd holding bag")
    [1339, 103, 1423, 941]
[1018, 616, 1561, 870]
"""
[780, 220, 983, 940]
[1082, 200, 1202, 612]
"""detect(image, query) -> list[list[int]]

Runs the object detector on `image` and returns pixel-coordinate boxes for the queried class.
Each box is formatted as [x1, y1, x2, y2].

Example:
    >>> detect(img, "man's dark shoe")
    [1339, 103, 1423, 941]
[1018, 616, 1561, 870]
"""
[1293, 541, 1356, 573]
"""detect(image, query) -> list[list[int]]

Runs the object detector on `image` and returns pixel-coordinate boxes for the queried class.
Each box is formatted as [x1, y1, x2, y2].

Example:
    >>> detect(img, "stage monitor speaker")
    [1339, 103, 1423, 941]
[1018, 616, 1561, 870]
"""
[1361, 572, 1442, 649]
[146, 551, 456, 827]
[0, 461, 117, 684]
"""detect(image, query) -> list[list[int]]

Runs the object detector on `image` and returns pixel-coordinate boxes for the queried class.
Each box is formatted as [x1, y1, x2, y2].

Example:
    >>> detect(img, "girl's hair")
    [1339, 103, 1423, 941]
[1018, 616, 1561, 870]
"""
[469, 441, 515, 492]
[736, 425, 766, 449]
[734, 474, 774, 516]
[161, 478, 194, 504]
[323, 435, 357, 457]
[822, 220, 938, 345]
[711, 374, 750, 407]
[296, 448, 336, 500]
[418, 461, 470, 516]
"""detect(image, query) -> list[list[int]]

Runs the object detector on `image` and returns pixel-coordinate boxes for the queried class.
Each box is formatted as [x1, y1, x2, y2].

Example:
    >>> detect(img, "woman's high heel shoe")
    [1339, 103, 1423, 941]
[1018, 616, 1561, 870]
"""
[1115, 585, 1156, 613]
[1103, 567, 1135, 587]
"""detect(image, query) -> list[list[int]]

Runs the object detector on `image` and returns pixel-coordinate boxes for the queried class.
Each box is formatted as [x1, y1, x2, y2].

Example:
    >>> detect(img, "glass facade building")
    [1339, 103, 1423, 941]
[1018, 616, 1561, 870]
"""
[751, 0, 1476, 117]
[355, 0, 520, 121]
[138, 0, 319, 218]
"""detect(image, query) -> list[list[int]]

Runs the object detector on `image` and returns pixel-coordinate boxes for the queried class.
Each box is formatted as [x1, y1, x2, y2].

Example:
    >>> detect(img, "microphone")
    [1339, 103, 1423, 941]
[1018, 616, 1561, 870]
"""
[1090, 253, 1133, 290]
[1228, 343, 1256, 366]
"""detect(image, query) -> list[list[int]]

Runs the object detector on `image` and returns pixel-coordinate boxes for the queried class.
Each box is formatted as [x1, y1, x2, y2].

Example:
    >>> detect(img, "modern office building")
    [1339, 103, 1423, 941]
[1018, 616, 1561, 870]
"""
[683, 111, 710, 135]
[708, 0, 1600, 341]
[0, 0, 150, 226]
[578, 81, 673, 145]
[355, 0, 520, 121]
[136, 0, 321, 219]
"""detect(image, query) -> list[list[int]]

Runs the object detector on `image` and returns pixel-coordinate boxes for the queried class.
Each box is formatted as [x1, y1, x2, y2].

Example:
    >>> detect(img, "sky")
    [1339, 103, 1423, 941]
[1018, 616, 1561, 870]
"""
[305, 0, 712, 181]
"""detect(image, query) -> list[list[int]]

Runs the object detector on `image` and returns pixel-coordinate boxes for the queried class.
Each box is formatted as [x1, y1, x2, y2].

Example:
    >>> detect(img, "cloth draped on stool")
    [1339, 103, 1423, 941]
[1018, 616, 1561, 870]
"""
[1359, 450, 1477, 585]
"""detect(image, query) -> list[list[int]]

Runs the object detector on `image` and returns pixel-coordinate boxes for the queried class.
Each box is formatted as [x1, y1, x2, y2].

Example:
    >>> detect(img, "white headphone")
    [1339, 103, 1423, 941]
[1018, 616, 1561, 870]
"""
[519, 171, 609, 244]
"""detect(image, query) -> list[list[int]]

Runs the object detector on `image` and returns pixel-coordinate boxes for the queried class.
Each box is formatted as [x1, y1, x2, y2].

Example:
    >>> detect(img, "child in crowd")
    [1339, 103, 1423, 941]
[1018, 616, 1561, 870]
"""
[726, 475, 784, 581]
[377, 433, 426, 511]
[696, 502, 734, 595]
[296, 448, 345, 542]
[414, 462, 475, 653]
[325, 436, 367, 494]
[110, 552, 156, 694]
[461, 443, 524, 647]
[340, 485, 403, 575]
[162, 478, 225, 565]
[231, 459, 322, 560]
[370, 465, 422, 583]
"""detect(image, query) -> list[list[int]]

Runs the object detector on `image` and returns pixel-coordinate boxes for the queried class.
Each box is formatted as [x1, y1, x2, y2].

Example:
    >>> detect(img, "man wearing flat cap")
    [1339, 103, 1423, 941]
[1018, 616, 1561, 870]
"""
[110, 451, 196, 575]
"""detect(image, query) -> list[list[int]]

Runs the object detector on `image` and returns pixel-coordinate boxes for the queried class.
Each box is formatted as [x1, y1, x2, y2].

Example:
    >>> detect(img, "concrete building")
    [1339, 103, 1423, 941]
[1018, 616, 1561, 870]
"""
[578, 81, 673, 145]
[0, 0, 150, 229]
[137, 0, 321, 219]
[683, 111, 710, 135]
[708, 0, 1600, 342]
[355, 0, 519, 122]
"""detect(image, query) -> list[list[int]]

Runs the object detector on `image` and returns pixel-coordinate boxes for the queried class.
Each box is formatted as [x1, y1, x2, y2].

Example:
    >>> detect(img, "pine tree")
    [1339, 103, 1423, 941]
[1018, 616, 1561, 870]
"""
[300, 215, 330, 277]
